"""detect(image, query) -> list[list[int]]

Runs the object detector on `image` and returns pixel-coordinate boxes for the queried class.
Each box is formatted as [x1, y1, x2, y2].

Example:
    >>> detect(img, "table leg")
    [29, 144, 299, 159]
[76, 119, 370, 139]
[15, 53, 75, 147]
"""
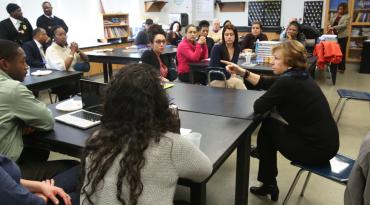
[190, 70, 195, 84]
[103, 63, 108, 83]
[329, 64, 338, 85]
[235, 132, 251, 205]
[190, 182, 206, 205]
[108, 64, 113, 80]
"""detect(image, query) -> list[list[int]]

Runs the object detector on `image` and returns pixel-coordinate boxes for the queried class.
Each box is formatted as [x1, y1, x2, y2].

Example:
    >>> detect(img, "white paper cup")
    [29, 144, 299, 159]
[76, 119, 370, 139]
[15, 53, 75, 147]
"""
[245, 53, 252, 65]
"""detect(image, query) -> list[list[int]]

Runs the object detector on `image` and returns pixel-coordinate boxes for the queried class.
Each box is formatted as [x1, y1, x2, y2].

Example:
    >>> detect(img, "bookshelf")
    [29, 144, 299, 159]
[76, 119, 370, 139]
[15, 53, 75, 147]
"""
[347, 0, 370, 63]
[103, 13, 130, 41]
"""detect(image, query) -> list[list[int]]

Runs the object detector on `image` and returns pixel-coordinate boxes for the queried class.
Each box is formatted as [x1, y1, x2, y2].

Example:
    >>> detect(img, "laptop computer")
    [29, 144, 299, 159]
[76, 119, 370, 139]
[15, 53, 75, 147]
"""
[55, 79, 106, 129]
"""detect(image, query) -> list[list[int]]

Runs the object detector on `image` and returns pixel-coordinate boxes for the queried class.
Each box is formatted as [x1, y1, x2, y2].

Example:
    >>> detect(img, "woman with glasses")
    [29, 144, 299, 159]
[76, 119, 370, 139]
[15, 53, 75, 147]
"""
[141, 24, 177, 82]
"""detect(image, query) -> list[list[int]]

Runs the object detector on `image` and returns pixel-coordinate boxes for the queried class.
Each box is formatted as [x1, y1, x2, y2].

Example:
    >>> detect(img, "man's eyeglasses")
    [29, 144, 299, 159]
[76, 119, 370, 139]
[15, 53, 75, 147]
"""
[154, 40, 166, 45]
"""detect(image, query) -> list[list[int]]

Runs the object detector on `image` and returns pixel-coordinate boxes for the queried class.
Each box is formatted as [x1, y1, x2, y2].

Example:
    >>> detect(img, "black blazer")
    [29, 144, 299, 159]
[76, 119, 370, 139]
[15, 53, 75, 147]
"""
[36, 15, 68, 37]
[0, 18, 33, 45]
[254, 69, 339, 153]
[141, 49, 177, 81]
[22, 40, 46, 68]
[141, 49, 174, 70]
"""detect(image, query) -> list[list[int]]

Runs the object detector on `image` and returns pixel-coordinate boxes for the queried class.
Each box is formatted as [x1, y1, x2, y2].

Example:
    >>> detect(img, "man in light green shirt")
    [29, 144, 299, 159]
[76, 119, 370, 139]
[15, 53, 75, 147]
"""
[0, 39, 78, 180]
[0, 39, 54, 162]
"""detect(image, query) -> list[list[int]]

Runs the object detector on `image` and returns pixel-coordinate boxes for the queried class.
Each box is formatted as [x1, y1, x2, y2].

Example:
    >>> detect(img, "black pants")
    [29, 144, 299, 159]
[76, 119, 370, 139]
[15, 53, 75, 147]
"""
[17, 146, 79, 181]
[256, 117, 335, 185]
[338, 37, 348, 71]
[47, 165, 81, 205]
[51, 82, 79, 101]
[178, 72, 207, 85]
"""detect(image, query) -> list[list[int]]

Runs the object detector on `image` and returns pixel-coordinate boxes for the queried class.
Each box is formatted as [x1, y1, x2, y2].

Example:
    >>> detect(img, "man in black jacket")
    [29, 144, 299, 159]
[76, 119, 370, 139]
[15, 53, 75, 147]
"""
[0, 3, 33, 45]
[22, 28, 50, 68]
[36, 1, 68, 38]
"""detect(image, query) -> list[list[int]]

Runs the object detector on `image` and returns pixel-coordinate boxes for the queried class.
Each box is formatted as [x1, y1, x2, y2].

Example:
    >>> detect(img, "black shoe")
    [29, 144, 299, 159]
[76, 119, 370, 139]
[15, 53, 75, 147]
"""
[250, 145, 259, 159]
[250, 184, 279, 201]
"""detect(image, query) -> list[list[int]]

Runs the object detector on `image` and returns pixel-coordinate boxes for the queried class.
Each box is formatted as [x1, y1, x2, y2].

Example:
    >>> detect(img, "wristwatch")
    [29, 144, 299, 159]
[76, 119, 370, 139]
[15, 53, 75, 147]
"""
[244, 70, 250, 79]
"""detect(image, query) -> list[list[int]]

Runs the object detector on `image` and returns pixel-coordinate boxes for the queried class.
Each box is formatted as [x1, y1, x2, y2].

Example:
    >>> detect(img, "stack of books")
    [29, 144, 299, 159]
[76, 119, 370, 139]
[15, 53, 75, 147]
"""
[256, 41, 282, 57]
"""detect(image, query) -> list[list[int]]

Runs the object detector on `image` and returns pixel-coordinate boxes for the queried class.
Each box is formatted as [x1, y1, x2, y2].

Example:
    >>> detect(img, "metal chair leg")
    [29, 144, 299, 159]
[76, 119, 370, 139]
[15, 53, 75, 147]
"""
[300, 172, 312, 196]
[336, 99, 349, 123]
[48, 89, 53, 104]
[332, 97, 343, 115]
[282, 169, 305, 205]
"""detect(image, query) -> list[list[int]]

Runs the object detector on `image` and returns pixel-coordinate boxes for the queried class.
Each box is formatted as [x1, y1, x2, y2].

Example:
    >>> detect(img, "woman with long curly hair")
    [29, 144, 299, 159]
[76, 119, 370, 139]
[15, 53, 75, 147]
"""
[80, 64, 212, 205]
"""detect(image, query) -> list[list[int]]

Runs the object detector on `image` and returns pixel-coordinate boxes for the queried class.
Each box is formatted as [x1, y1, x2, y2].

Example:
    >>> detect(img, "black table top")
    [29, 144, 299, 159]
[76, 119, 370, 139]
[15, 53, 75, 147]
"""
[167, 83, 264, 120]
[188, 59, 274, 74]
[28, 101, 252, 168]
[85, 47, 177, 64]
[23, 69, 82, 91]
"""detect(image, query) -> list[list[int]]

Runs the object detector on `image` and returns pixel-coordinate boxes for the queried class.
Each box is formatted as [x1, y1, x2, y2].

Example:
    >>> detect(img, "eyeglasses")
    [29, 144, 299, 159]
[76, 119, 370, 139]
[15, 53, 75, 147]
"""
[154, 40, 166, 45]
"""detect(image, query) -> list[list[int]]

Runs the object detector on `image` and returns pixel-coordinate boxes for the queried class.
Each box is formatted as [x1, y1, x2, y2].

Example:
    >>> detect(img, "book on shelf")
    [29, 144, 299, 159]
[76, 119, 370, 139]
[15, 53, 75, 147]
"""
[104, 27, 128, 38]
[355, 12, 370, 22]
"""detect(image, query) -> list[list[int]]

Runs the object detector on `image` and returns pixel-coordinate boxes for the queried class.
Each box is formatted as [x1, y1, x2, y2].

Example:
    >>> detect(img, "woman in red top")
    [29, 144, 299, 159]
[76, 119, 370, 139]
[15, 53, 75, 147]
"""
[176, 24, 208, 83]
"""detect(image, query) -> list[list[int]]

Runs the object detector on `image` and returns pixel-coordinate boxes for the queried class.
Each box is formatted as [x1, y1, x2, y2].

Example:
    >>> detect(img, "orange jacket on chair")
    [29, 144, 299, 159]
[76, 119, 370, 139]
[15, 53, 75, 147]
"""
[313, 41, 343, 70]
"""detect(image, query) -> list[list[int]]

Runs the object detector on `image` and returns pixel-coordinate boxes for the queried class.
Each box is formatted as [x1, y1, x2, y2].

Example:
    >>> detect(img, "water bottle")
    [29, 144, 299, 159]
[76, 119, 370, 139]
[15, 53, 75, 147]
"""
[255, 39, 262, 64]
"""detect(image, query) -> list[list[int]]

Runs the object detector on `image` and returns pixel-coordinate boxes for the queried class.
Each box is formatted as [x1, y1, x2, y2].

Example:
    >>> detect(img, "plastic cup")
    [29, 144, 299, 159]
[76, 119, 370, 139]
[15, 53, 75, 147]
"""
[245, 53, 252, 65]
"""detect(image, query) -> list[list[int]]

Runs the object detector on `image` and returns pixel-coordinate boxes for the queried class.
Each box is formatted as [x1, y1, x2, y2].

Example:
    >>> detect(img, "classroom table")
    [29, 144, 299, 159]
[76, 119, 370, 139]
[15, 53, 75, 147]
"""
[188, 58, 274, 84]
[85, 46, 177, 82]
[26, 83, 264, 205]
[23, 68, 83, 92]
[167, 83, 264, 120]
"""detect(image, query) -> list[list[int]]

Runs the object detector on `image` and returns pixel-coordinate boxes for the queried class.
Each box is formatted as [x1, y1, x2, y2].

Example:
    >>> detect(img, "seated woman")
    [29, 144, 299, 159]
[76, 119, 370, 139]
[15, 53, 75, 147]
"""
[241, 21, 268, 52]
[198, 20, 215, 57]
[177, 24, 208, 83]
[45, 25, 89, 100]
[167, 21, 182, 46]
[209, 24, 246, 90]
[280, 21, 306, 45]
[80, 64, 212, 205]
[0, 154, 79, 205]
[222, 40, 339, 201]
[141, 24, 177, 82]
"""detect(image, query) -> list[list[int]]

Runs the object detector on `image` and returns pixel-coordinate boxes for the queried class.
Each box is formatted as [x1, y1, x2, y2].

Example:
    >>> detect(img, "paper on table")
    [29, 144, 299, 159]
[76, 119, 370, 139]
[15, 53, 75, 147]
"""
[182, 132, 202, 148]
[55, 99, 83, 112]
[31, 70, 52, 76]
[241, 63, 257, 68]
[163, 83, 174, 89]
[180, 128, 192, 135]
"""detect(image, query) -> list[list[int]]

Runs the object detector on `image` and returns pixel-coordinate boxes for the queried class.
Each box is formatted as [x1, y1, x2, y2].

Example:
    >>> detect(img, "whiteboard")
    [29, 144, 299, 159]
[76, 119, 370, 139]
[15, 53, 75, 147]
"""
[195, 0, 214, 20]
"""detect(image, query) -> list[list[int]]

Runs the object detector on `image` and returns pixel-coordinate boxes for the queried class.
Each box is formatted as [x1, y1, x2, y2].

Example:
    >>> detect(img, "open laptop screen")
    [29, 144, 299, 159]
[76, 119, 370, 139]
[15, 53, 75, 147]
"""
[80, 79, 107, 112]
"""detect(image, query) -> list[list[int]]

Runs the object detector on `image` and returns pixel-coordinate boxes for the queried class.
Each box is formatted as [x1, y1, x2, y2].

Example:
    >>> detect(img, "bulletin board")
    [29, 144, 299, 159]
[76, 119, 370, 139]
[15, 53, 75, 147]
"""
[303, 1, 324, 28]
[248, 1, 282, 27]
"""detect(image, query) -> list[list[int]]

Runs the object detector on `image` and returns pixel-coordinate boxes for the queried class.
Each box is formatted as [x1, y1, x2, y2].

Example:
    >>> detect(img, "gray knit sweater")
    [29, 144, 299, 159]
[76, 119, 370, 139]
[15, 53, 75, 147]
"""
[81, 132, 213, 205]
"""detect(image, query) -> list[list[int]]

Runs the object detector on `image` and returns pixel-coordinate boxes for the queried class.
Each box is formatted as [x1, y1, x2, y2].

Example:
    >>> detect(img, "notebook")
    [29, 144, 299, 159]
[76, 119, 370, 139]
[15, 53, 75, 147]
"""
[55, 79, 106, 129]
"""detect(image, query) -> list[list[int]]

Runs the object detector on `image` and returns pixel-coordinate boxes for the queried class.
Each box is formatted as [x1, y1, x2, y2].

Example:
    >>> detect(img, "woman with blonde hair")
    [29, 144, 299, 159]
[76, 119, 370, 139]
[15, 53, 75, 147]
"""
[222, 40, 339, 201]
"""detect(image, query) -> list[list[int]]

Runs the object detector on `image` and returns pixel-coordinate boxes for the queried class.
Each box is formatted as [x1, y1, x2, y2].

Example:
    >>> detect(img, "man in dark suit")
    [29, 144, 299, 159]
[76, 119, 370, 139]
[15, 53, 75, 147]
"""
[0, 3, 33, 45]
[36, 1, 68, 38]
[22, 28, 50, 68]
